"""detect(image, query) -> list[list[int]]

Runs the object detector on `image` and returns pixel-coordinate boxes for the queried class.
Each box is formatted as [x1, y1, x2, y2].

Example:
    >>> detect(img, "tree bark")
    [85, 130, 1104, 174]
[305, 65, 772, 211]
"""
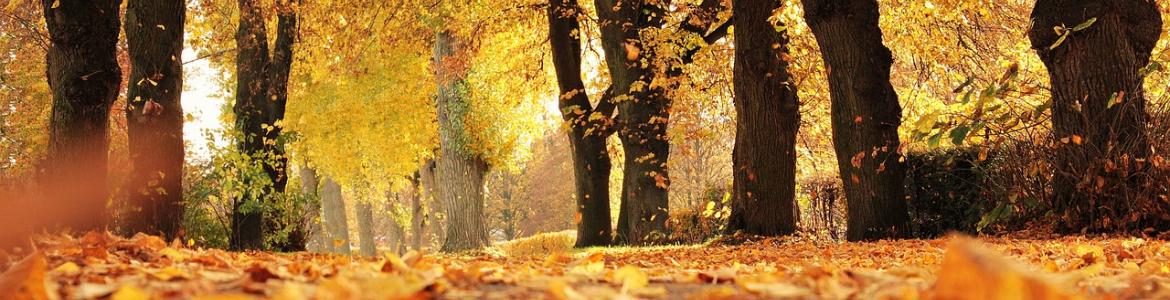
[41, 0, 123, 231]
[802, 0, 909, 241]
[1027, 0, 1163, 232]
[299, 167, 327, 252]
[547, 0, 614, 247]
[594, 0, 671, 245]
[726, 0, 800, 236]
[123, 0, 185, 240]
[410, 169, 425, 251]
[230, 0, 298, 250]
[385, 188, 407, 255]
[356, 201, 376, 257]
[320, 177, 350, 254]
[593, 0, 729, 245]
[433, 31, 489, 252]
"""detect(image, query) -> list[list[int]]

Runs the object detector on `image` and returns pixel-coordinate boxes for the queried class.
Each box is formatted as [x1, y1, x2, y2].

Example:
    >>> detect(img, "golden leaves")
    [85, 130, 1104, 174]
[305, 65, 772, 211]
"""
[931, 237, 1079, 300]
[0, 252, 48, 300]
[21, 230, 1170, 298]
[623, 42, 640, 61]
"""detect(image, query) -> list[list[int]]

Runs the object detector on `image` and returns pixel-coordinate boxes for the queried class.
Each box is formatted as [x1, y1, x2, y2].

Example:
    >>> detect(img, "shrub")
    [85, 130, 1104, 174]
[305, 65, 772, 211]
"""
[669, 186, 729, 244]
[494, 230, 575, 257]
[904, 148, 994, 237]
[798, 177, 846, 240]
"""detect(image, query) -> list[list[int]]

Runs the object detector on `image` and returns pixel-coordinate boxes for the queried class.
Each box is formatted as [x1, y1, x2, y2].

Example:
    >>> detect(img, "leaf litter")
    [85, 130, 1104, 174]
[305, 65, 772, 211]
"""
[1, 231, 1170, 299]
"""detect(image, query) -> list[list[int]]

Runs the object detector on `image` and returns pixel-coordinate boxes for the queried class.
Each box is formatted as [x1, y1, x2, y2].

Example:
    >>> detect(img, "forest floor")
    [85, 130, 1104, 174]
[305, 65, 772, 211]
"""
[3, 231, 1170, 299]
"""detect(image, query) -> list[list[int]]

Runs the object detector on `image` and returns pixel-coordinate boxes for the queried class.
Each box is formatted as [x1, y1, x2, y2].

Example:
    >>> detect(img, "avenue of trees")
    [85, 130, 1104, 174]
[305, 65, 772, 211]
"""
[1, 0, 1168, 252]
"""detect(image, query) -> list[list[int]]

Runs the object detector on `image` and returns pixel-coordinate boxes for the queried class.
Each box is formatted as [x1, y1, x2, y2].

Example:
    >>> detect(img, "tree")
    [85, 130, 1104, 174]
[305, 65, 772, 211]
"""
[123, 0, 185, 239]
[1027, 0, 1164, 232]
[433, 31, 490, 252]
[593, 0, 730, 245]
[356, 201, 377, 257]
[40, 0, 124, 230]
[802, 0, 909, 241]
[230, 0, 298, 250]
[725, 0, 800, 236]
[320, 177, 350, 254]
[547, 0, 616, 247]
[299, 167, 327, 252]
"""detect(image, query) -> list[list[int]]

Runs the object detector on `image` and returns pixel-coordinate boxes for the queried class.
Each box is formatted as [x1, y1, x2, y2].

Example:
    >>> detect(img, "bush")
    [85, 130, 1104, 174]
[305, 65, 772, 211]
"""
[904, 148, 994, 237]
[494, 230, 575, 257]
[669, 186, 728, 244]
[798, 177, 846, 240]
[796, 147, 1013, 239]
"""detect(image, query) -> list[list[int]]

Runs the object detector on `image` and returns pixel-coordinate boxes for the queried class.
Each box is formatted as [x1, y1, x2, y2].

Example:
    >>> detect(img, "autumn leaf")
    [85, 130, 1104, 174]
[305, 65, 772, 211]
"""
[623, 42, 640, 61]
[931, 237, 1079, 300]
[614, 265, 649, 292]
[0, 252, 49, 300]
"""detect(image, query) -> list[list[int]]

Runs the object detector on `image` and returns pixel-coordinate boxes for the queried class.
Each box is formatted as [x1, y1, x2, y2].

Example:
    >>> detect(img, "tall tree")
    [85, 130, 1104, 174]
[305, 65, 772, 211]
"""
[546, 0, 615, 247]
[40, 0, 123, 230]
[356, 201, 377, 257]
[726, 0, 800, 236]
[410, 168, 426, 251]
[320, 177, 350, 254]
[299, 167, 327, 252]
[802, 0, 909, 241]
[1027, 0, 1163, 232]
[593, 0, 730, 245]
[230, 0, 299, 250]
[123, 0, 186, 239]
[433, 31, 489, 252]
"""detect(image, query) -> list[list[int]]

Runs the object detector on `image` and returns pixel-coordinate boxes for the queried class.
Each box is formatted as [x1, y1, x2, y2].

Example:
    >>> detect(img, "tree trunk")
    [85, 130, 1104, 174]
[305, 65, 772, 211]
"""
[356, 201, 376, 257]
[229, 0, 298, 250]
[433, 31, 489, 252]
[385, 188, 407, 255]
[391, 219, 406, 255]
[547, 0, 614, 247]
[123, 0, 185, 240]
[299, 167, 327, 252]
[726, 0, 800, 236]
[410, 169, 425, 251]
[802, 0, 909, 241]
[593, 0, 729, 245]
[418, 160, 439, 250]
[320, 177, 350, 254]
[1027, 0, 1163, 232]
[594, 0, 671, 245]
[41, 0, 123, 231]
[229, 0, 271, 250]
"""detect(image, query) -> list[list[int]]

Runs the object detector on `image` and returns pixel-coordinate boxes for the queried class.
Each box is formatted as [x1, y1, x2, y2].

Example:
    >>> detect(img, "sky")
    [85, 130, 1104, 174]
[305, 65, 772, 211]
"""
[180, 47, 225, 161]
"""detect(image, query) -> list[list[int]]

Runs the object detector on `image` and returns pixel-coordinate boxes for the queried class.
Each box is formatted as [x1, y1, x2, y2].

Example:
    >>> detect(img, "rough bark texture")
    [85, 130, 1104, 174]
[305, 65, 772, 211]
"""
[356, 201, 376, 257]
[433, 32, 489, 252]
[726, 0, 800, 236]
[419, 160, 440, 249]
[320, 177, 350, 254]
[123, 0, 185, 239]
[595, 0, 671, 245]
[385, 189, 408, 255]
[802, 0, 909, 241]
[230, 0, 298, 250]
[593, 0, 729, 245]
[410, 170, 425, 251]
[548, 0, 614, 247]
[299, 167, 327, 252]
[1027, 0, 1164, 232]
[41, 0, 123, 231]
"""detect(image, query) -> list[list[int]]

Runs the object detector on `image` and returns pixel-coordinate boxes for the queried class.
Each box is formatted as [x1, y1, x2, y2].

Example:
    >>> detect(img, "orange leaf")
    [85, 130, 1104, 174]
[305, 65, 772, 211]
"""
[0, 252, 49, 300]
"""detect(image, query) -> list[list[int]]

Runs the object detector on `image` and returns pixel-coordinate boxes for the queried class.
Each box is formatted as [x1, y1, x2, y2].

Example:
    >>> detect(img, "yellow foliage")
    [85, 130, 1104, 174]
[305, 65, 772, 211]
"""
[494, 230, 576, 257]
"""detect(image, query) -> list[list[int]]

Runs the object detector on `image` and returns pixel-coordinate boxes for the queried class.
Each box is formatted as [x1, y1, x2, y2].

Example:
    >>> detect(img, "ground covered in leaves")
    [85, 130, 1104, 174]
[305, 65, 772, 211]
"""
[3, 232, 1170, 299]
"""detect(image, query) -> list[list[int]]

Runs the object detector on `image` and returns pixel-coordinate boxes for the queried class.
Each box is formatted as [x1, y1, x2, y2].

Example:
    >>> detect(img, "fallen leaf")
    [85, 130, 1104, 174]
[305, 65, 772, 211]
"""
[0, 252, 49, 300]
